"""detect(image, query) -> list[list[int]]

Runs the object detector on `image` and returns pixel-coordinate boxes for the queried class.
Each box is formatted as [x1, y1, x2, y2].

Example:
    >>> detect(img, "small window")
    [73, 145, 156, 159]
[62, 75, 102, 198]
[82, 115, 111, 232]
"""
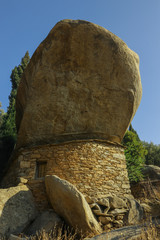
[36, 162, 47, 179]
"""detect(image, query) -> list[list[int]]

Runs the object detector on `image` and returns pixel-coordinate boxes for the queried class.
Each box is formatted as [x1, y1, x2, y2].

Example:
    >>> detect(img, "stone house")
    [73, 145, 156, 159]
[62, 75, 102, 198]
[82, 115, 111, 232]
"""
[1, 20, 142, 211]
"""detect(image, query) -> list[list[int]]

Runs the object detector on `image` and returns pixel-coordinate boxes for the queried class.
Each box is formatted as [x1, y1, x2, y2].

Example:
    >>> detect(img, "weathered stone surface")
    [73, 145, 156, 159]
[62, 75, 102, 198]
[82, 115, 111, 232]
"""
[141, 200, 160, 218]
[97, 198, 110, 208]
[93, 210, 108, 217]
[0, 185, 38, 237]
[108, 196, 127, 209]
[2, 141, 131, 202]
[87, 219, 160, 240]
[85, 196, 95, 204]
[25, 209, 63, 235]
[109, 208, 128, 215]
[45, 175, 102, 235]
[124, 199, 143, 225]
[16, 19, 142, 148]
[90, 203, 102, 211]
[9, 234, 26, 240]
[98, 216, 112, 225]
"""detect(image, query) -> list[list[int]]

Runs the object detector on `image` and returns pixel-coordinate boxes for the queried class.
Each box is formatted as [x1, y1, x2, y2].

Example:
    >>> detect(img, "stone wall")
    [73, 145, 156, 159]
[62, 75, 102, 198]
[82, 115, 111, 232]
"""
[1, 140, 131, 210]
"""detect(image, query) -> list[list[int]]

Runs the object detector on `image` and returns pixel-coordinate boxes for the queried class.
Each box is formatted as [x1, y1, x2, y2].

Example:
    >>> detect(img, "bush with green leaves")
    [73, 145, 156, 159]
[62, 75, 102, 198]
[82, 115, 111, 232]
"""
[0, 52, 30, 183]
[0, 51, 30, 138]
[123, 127, 147, 183]
[142, 141, 160, 166]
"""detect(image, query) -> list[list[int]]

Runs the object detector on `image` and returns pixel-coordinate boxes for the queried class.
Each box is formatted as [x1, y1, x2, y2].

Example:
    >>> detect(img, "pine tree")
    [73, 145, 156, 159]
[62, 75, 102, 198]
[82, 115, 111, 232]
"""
[0, 51, 30, 137]
[0, 102, 4, 127]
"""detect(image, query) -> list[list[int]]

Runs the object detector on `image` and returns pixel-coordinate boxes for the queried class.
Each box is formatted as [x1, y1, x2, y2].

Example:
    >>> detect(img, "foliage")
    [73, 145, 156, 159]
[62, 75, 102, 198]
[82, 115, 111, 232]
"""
[123, 125, 147, 183]
[0, 135, 16, 182]
[0, 51, 30, 138]
[142, 141, 160, 166]
[0, 102, 4, 127]
[0, 52, 30, 182]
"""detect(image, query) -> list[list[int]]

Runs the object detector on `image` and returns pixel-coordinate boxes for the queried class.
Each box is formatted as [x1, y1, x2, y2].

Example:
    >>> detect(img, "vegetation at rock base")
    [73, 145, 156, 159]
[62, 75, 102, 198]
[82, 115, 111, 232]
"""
[0, 51, 30, 181]
[123, 124, 160, 183]
[122, 124, 147, 183]
[0, 102, 4, 127]
[0, 51, 30, 138]
[142, 141, 160, 166]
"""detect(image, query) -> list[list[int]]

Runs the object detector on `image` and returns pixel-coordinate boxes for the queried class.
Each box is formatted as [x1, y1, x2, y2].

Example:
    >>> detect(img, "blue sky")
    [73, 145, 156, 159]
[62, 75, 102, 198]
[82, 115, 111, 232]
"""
[0, 1, 160, 144]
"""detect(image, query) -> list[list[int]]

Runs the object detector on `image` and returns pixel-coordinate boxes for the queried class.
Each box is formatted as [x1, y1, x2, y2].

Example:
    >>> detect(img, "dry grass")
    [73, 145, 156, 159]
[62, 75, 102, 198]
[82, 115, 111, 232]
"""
[22, 225, 85, 240]
[130, 222, 160, 240]
[0, 225, 86, 240]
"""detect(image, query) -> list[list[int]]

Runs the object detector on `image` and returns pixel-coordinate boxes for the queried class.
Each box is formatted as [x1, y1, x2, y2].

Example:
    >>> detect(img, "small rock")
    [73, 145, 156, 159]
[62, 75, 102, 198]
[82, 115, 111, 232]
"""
[9, 234, 26, 240]
[98, 216, 112, 225]
[125, 199, 143, 225]
[90, 203, 101, 211]
[104, 207, 110, 214]
[115, 215, 124, 220]
[113, 220, 123, 225]
[113, 220, 123, 228]
[25, 209, 63, 235]
[85, 196, 94, 204]
[92, 209, 102, 215]
[109, 208, 128, 215]
[103, 223, 113, 230]
[97, 198, 110, 208]
[108, 196, 127, 209]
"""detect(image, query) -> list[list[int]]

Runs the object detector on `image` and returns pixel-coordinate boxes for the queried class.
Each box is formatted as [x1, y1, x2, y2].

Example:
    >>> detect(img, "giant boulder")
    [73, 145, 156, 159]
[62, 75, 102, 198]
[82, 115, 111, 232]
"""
[0, 185, 38, 237]
[45, 175, 102, 235]
[16, 19, 142, 148]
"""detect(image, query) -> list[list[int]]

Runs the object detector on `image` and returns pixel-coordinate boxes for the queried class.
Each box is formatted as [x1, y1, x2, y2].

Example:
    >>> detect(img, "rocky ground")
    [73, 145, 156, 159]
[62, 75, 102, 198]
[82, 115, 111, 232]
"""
[88, 218, 160, 240]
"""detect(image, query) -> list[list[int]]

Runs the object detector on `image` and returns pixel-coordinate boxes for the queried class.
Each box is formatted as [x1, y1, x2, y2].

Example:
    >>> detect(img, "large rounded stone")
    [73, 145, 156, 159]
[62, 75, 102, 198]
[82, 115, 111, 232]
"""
[16, 19, 142, 148]
[0, 185, 38, 237]
[45, 175, 102, 235]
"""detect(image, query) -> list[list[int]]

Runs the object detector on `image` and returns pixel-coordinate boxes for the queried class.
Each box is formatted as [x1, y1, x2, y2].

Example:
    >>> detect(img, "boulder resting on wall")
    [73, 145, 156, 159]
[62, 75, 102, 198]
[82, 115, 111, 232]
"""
[16, 19, 142, 148]
[45, 175, 102, 235]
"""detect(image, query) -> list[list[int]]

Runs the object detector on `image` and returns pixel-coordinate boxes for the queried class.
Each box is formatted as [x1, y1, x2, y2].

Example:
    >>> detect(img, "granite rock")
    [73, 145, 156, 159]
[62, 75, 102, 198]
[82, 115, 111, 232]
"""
[45, 175, 102, 235]
[16, 19, 142, 148]
[0, 185, 38, 237]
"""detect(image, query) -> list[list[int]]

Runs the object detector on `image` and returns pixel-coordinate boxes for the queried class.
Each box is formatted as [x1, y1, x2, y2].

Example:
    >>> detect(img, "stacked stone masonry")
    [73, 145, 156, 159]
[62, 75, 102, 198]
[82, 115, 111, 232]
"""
[1, 140, 131, 210]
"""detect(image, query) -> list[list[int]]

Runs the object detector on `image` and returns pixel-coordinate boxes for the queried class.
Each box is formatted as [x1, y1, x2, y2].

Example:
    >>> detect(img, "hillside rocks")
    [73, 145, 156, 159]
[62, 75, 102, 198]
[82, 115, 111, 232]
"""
[45, 175, 102, 235]
[125, 199, 143, 225]
[142, 165, 160, 180]
[16, 19, 142, 148]
[25, 209, 63, 236]
[0, 185, 38, 237]
[85, 195, 143, 231]
[45, 175, 143, 234]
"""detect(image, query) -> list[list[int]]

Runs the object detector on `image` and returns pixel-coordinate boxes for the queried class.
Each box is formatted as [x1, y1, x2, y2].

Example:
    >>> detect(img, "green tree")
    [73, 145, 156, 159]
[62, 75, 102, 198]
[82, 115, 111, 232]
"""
[122, 126, 147, 182]
[0, 51, 30, 138]
[142, 141, 160, 166]
[0, 102, 4, 127]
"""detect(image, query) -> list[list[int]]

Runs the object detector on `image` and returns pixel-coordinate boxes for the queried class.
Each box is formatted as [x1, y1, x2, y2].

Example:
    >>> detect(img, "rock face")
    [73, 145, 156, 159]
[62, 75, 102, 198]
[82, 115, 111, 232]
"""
[142, 165, 160, 180]
[0, 185, 38, 237]
[16, 19, 142, 148]
[45, 175, 102, 235]
[25, 209, 63, 236]
[125, 199, 143, 225]
[86, 195, 143, 230]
